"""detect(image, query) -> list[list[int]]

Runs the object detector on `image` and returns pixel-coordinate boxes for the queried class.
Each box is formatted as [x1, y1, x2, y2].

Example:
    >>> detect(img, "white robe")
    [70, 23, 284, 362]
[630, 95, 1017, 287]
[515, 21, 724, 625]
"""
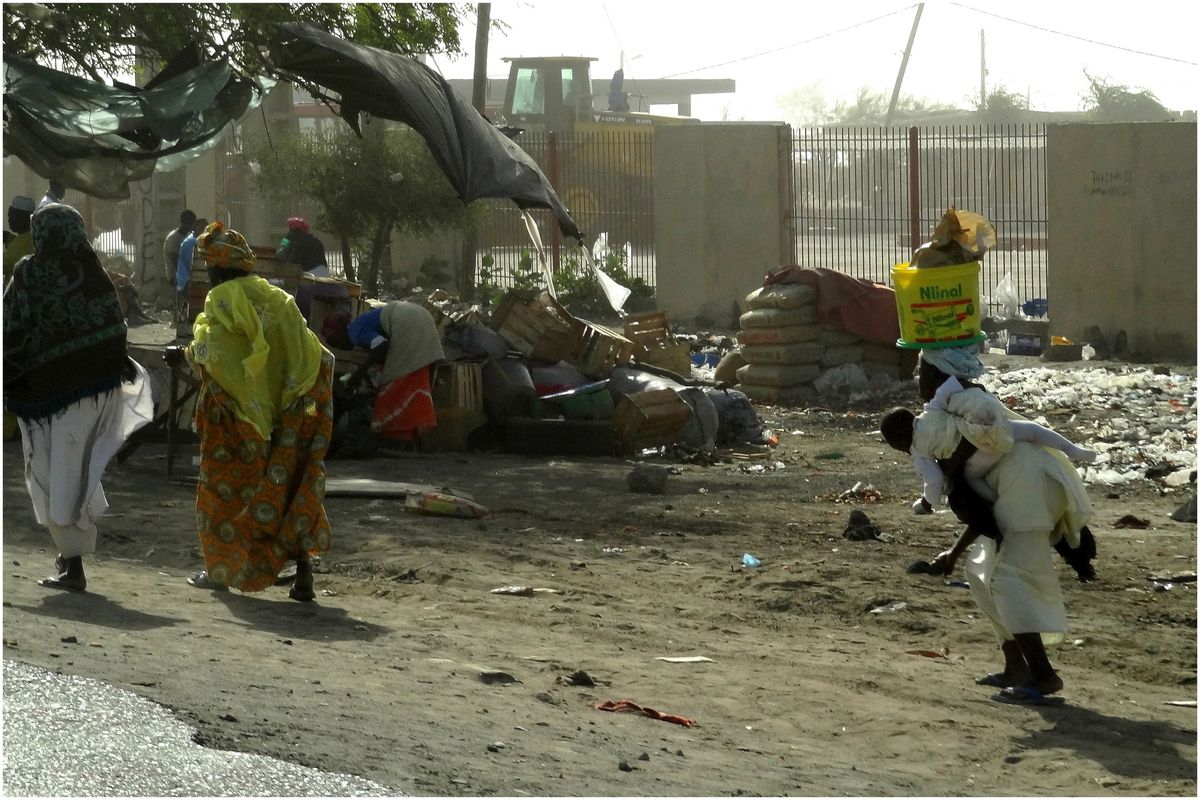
[912, 387, 1093, 644]
[17, 361, 154, 557]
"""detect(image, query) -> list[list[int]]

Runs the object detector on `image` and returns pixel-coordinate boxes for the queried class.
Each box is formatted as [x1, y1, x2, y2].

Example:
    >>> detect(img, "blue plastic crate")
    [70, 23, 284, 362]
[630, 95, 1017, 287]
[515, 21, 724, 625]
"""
[1022, 298, 1049, 318]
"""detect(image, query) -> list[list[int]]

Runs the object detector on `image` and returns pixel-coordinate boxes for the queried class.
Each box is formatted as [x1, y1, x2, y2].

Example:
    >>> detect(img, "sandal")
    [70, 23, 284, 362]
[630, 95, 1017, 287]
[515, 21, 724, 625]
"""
[38, 573, 86, 592]
[976, 673, 1016, 688]
[186, 571, 229, 591]
[992, 686, 1065, 706]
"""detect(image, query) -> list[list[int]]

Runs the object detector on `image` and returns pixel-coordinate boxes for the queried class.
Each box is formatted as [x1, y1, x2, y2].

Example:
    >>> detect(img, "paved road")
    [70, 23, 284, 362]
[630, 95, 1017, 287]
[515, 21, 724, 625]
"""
[2, 659, 397, 797]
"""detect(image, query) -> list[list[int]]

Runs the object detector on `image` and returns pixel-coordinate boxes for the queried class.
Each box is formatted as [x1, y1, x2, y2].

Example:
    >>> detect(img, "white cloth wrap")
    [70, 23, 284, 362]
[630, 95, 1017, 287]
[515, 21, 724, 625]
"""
[17, 360, 154, 557]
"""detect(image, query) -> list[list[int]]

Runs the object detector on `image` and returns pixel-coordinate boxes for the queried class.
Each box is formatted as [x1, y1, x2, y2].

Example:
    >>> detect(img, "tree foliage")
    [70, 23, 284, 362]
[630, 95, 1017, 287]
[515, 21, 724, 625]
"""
[778, 82, 833, 127]
[830, 87, 956, 125]
[250, 121, 476, 294]
[1081, 71, 1172, 121]
[975, 85, 1029, 121]
[2, 3, 467, 91]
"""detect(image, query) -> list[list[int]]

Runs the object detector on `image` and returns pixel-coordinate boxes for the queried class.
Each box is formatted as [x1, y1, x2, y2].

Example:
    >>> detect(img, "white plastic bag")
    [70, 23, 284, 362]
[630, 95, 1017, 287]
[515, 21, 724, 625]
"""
[993, 273, 1020, 319]
[813, 363, 869, 396]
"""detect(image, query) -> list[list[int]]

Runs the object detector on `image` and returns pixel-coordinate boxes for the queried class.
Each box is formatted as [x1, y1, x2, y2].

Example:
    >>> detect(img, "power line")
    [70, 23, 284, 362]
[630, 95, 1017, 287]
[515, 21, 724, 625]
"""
[657, 4, 918, 79]
[951, 2, 1199, 67]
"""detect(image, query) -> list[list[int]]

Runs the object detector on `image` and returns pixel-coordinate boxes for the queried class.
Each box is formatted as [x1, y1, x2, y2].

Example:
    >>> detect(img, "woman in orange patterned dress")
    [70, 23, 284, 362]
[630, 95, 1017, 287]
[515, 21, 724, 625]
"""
[184, 222, 334, 601]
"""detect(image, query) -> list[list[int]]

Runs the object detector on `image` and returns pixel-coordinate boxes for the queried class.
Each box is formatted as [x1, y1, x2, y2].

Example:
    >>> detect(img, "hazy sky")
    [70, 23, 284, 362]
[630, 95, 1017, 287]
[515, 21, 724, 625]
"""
[434, 0, 1200, 120]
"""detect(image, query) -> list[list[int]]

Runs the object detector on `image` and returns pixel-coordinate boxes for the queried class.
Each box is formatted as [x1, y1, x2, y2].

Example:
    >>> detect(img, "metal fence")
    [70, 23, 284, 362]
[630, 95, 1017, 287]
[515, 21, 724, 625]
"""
[473, 128, 656, 290]
[791, 124, 1048, 312]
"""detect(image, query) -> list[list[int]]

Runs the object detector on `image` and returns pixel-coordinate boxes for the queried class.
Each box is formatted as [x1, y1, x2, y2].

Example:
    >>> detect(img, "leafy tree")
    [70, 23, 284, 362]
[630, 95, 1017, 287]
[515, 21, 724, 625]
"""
[778, 82, 833, 127]
[830, 87, 956, 125]
[975, 86, 1029, 121]
[250, 121, 476, 294]
[1081, 71, 1172, 121]
[2, 2, 466, 94]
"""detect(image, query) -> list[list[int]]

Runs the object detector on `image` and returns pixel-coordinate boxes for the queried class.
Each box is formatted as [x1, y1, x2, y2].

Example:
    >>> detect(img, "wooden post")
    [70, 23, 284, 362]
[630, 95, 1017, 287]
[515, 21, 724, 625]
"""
[548, 131, 561, 273]
[908, 126, 922, 251]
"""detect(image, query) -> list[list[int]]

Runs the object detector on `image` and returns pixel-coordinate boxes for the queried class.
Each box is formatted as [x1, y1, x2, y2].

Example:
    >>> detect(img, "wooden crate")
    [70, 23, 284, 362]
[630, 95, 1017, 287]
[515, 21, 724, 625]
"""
[489, 290, 576, 363]
[624, 310, 691, 374]
[611, 389, 691, 453]
[624, 310, 671, 345]
[431, 362, 484, 411]
[571, 319, 636, 378]
[422, 407, 487, 452]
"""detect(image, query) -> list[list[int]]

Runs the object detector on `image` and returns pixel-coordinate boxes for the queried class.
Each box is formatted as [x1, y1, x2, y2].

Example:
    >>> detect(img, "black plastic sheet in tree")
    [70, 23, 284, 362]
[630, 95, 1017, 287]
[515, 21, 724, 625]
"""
[270, 22, 581, 242]
[2, 53, 270, 200]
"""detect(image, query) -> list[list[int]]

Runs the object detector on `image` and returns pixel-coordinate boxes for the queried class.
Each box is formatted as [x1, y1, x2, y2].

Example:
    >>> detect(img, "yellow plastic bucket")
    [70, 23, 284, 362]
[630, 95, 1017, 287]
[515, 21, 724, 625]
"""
[892, 261, 986, 349]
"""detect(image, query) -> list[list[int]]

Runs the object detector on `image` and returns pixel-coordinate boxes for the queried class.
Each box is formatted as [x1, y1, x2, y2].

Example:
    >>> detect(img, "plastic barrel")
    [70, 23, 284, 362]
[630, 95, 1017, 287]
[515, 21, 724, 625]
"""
[891, 261, 986, 349]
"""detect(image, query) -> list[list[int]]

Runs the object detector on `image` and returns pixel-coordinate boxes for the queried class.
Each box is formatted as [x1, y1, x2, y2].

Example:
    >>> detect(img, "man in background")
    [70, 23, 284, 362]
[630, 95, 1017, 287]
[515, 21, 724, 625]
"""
[3, 196, 36, 281]
[174, 216, 208, 323]
[163, 209, 196, 306]
[38, 179, 66, 209]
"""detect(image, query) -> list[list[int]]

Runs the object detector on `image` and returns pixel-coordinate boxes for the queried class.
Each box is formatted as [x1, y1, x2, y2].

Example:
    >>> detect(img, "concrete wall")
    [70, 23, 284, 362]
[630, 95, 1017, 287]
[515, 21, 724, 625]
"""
[653, 123, 792, 327]
[1046, 122, 1197, 362]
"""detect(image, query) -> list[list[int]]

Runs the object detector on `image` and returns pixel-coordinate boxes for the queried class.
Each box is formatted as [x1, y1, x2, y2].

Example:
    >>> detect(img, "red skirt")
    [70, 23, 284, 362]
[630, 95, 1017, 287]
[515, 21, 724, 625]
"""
[372, 367, 437, 441]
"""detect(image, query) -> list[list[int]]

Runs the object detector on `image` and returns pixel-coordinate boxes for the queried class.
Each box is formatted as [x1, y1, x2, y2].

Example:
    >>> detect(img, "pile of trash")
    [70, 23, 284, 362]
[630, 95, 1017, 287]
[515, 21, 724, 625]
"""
[346, 288, 771, 458]
[985, 365, 1197, 487]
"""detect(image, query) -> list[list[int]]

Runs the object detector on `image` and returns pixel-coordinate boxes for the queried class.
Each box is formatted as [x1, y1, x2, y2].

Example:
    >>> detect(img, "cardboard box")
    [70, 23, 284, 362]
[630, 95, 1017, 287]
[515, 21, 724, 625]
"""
[1006, 333, 1044, 356]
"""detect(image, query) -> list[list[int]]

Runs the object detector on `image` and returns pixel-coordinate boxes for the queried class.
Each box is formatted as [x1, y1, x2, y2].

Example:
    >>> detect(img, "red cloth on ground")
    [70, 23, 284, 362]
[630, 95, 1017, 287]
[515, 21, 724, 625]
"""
[595, 699, 697, 727]
[763, 266, 900, 346]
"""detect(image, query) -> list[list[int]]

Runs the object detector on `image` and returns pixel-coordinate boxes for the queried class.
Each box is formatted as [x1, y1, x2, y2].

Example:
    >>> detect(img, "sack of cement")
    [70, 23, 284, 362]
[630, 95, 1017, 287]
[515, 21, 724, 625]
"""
[819, 327, 861, 347]
[738, 324, 822, 346]
[745, 283, 818, 310]
[860, 342, 904, 365]
[740, 342, 825, 366]
[736, 362, 821, 388]
[820, 345, 864, 367]
[739, 382, 817, 406]
[739, 306, 819, 329]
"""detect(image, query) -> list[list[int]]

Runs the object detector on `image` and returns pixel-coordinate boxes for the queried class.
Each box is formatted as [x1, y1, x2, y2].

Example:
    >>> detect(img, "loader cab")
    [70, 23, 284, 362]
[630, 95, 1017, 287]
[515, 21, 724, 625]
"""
[502, 56, 596, 135]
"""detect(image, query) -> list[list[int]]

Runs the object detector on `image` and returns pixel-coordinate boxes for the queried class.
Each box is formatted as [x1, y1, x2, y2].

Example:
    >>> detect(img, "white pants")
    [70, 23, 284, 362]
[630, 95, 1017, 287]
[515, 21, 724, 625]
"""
[17, 362, 154, 557]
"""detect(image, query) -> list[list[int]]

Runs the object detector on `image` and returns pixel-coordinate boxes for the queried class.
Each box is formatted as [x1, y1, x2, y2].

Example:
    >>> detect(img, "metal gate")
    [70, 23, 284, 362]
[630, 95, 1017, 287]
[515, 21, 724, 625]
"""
[473, 129, 656, 291]
[791, 124, 1047, 313]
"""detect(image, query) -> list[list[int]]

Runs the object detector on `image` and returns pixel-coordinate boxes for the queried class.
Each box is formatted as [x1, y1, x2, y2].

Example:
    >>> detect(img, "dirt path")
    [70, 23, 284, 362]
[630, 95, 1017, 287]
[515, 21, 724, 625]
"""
[2, 386, 1196, 796]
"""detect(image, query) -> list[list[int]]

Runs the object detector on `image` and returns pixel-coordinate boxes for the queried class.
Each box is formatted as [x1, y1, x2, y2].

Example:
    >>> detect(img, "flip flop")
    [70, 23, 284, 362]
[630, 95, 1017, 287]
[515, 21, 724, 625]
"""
[975, 673, 1012, 688]
[38, 574, 86, 592]
[186, 571, 229, 592]
[991, 686, 1065, 706]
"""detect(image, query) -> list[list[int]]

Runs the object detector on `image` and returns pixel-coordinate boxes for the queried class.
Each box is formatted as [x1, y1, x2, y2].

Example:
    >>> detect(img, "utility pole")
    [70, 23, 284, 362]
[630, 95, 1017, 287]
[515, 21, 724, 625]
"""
[471, 3, 491, 114]
[979, 29, 987, 112]
[464, 3, 491, 300]
[885, 3, 924, 126]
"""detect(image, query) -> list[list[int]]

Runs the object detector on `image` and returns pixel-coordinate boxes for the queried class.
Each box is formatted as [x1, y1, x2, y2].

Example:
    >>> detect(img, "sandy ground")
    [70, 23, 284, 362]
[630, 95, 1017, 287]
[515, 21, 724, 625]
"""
[2, 357, 1196, 797]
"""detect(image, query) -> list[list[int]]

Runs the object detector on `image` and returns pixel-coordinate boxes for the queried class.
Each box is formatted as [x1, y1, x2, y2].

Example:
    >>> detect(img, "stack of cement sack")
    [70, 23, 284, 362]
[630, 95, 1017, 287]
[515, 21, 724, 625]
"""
[734, 283, 910, 404]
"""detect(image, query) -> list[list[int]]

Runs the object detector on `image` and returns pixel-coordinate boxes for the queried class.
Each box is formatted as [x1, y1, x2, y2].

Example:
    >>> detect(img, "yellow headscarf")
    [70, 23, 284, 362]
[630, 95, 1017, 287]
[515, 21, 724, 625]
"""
[198, 220, 256, 272]
[188, 273, 325, 440]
